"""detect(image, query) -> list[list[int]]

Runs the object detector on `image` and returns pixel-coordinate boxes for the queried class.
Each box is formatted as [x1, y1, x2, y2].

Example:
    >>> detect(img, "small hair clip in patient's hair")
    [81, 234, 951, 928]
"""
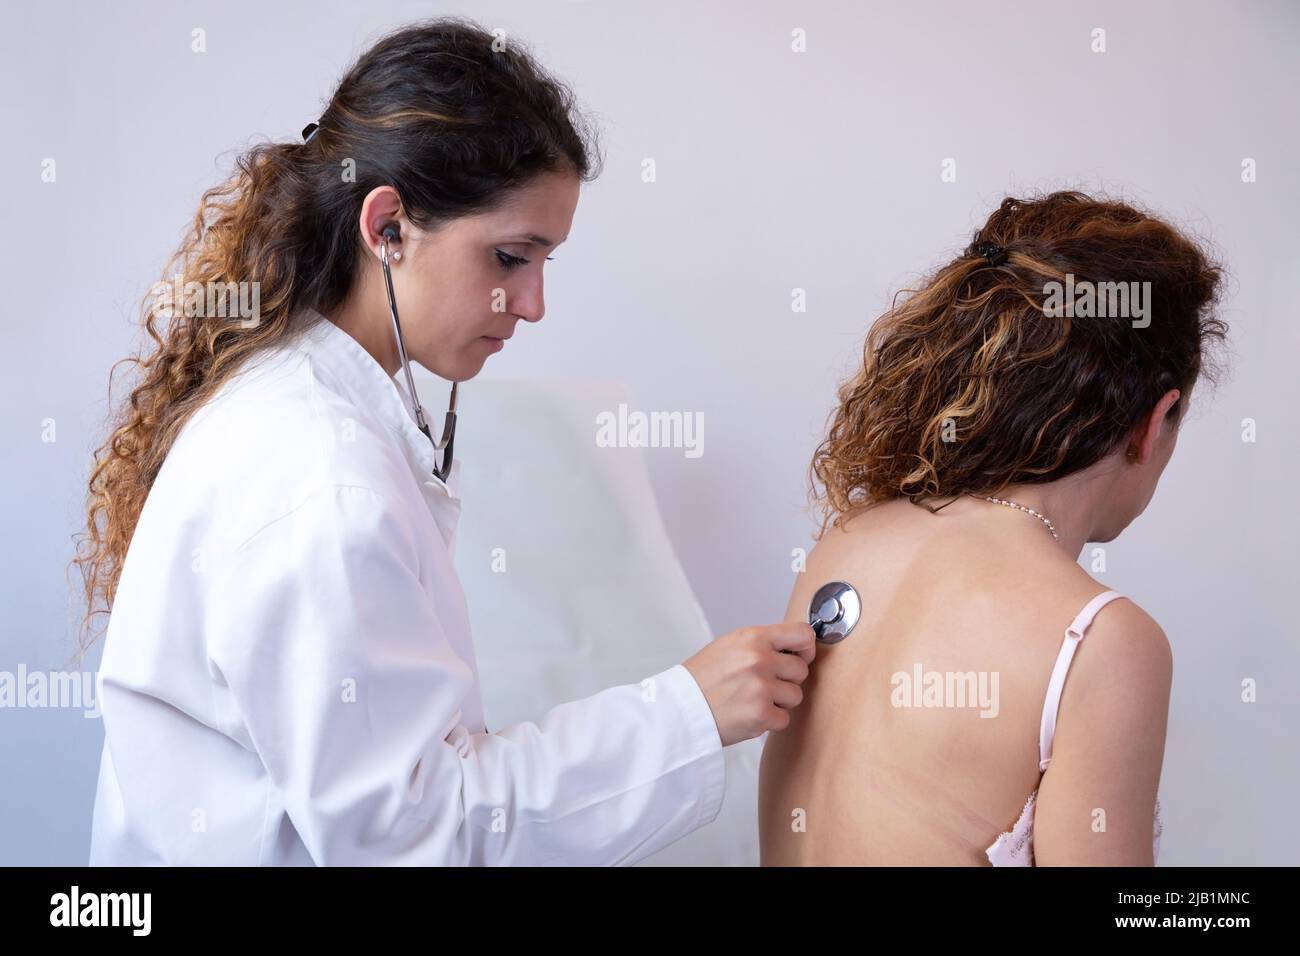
[301, 122, 320, 143]
[968, 240, 1009, 267]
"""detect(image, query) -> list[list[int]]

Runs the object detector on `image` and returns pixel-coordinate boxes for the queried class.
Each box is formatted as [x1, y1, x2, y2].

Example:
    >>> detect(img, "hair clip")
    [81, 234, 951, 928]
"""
[969, 240, 1009, 267]
[301, 122, 320, 143]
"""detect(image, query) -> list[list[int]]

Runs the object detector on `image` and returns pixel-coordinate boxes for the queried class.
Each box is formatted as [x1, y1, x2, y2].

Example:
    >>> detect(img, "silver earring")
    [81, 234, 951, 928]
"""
[392, 251, 402, 261]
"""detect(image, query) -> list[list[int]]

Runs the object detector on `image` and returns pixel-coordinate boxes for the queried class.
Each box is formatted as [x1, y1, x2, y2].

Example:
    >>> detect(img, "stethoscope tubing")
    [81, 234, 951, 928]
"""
[380, 234, 457, 482]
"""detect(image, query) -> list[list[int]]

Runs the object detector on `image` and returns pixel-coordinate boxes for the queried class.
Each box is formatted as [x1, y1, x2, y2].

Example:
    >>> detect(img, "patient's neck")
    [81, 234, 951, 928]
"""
[964, 466, 1122, 561]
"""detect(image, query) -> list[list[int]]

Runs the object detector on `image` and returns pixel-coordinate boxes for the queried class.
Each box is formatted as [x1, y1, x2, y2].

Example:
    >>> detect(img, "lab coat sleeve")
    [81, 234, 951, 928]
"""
[205, 483, 726, 866]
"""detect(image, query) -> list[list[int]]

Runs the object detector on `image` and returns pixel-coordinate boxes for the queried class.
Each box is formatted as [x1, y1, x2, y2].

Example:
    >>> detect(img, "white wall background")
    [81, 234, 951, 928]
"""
[1, 0, 1296, 864]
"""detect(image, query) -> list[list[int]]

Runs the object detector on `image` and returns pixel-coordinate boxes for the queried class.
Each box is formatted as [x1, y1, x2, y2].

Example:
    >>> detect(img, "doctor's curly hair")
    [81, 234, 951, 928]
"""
[69, 17, 600, 662]
[810, 190, 1228, 538]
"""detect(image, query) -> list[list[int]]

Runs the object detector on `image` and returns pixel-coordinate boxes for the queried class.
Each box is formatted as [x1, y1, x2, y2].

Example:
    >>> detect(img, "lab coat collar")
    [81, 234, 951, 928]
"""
[295, 307, 462, 503]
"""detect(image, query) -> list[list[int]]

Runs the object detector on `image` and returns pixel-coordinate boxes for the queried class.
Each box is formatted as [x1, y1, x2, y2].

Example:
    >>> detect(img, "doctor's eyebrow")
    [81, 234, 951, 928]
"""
[506, 234, 565, 247]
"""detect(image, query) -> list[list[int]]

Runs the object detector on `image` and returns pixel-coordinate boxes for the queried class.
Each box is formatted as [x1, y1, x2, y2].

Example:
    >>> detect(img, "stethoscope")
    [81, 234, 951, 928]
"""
[808, 581, 861, 644]
[380, 223, 457, 482]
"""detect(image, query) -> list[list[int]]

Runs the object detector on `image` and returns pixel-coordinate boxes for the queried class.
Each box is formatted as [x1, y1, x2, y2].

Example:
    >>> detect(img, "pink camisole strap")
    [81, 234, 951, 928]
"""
[1036, 589, 1128, 772]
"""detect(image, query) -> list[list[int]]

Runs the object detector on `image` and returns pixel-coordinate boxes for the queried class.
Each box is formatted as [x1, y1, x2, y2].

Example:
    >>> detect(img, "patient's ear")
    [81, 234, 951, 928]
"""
[1127, 388, 1182, 464]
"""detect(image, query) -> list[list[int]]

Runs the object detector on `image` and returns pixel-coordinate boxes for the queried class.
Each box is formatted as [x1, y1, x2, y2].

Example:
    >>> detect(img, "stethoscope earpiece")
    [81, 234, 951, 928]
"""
[381, 224, 402, 260]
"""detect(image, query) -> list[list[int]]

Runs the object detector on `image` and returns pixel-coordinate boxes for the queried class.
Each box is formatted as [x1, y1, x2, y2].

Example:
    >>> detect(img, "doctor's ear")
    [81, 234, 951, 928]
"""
[357, 185, 408, 262]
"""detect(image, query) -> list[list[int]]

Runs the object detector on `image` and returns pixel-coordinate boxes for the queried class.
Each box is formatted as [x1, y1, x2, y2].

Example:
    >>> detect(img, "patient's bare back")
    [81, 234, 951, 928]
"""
[758, 496, 1166, 866]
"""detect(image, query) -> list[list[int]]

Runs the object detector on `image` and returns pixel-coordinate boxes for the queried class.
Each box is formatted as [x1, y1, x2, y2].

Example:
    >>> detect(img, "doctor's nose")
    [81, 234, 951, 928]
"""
[508, 280, 545, 324]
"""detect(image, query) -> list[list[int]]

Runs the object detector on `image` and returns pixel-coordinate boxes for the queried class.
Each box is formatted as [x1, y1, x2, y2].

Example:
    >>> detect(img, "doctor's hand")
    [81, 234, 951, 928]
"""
[681, 623, 816, 746]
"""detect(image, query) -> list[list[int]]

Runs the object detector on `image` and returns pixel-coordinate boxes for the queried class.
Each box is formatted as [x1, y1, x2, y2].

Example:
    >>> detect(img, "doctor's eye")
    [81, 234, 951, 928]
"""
[494, 249, 528, 270]
[494, 249, 556, 270]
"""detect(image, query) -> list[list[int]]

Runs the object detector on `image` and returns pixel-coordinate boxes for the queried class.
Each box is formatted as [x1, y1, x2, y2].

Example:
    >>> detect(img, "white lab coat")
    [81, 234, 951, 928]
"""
[89, 309, 726, 865]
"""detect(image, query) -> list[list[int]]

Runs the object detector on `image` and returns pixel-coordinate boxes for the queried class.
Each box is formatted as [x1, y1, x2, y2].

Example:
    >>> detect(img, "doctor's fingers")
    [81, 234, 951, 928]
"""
[761, 621, 817, 665]
[771, 648, 811, 685]
[769, 676, 805, 713]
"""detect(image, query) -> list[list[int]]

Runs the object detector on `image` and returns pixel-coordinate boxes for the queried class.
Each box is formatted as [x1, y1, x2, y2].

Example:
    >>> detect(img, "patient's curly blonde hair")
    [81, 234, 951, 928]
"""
[810, 190, 1228, 539]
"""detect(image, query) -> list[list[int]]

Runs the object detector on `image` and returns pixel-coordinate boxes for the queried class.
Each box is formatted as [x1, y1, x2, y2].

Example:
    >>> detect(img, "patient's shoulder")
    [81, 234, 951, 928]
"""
[803, 498, 915, 567]
[1047, 592, 1172, 817]
[1070, 593, 1173, 690]
[784, 502, 902, 620]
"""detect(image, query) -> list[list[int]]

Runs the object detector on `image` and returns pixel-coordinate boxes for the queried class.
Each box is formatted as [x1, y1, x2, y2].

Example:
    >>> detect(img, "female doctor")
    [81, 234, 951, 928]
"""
[77, 18, 815, 866]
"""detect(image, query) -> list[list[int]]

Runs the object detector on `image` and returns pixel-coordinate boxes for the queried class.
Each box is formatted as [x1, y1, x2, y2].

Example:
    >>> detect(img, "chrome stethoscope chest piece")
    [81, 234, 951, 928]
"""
[808, 581, 861, 644]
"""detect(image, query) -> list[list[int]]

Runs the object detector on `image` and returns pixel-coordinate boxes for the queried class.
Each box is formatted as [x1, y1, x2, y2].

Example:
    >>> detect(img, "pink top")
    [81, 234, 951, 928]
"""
[985, 589, 1164, 866]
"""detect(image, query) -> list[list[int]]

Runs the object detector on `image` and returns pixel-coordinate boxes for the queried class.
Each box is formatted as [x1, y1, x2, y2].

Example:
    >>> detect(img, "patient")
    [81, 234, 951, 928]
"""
[759, 191, 1226, 866]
